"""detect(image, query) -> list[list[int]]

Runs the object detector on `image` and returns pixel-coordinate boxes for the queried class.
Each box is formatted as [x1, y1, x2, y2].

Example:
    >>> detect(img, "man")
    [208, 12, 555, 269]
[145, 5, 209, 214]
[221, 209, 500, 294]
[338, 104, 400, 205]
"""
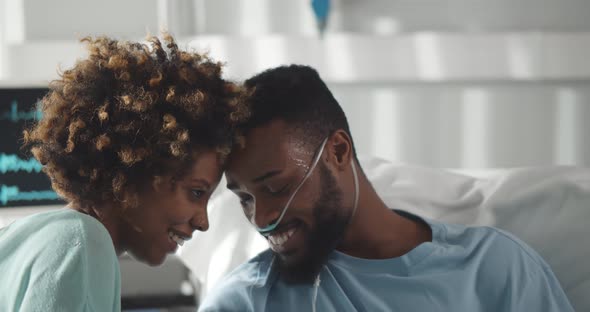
[198, 65, 573, 311]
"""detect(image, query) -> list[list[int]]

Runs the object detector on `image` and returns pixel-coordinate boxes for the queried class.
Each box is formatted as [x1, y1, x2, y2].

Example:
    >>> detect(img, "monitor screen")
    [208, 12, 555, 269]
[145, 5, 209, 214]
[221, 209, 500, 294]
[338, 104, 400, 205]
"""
[0, 87, 64, 208]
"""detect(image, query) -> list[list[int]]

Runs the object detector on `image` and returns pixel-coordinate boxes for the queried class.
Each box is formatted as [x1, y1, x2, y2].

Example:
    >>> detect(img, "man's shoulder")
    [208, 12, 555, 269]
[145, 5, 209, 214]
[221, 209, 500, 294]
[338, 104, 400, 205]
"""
[436, 221, 550, 275]
[431, 222, 572, 310]
[199, 249, 275, 312]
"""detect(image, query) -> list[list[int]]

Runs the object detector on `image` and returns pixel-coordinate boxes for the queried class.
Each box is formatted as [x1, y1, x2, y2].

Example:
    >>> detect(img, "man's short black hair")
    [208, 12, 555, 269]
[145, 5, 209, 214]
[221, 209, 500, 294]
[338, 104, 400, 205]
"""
[243, 64, 357, 159]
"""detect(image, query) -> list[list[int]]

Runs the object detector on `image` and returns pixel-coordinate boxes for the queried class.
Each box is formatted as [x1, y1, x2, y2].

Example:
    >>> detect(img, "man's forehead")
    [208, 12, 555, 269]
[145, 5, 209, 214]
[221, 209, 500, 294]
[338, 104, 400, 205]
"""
[227, 121, 290, 175]
[239, 121, 290, 158]
[226, 120, 312, 181]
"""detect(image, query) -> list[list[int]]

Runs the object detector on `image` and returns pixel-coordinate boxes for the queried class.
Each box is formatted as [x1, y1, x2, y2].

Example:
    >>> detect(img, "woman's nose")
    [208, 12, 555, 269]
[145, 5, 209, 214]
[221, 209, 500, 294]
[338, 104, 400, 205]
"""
[190, 211, 209, 232]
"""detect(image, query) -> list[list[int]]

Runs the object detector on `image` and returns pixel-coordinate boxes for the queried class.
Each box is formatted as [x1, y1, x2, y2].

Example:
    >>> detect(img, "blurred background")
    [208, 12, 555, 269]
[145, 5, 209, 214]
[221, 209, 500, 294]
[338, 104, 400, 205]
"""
[2, 0, 590, 169]
[1, 0, 590, 310]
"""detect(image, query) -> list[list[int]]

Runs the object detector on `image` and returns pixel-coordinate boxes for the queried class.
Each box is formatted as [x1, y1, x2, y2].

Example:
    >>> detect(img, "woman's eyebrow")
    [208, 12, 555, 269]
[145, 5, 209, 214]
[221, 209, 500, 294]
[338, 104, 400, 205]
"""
[190, 178, 211, 189]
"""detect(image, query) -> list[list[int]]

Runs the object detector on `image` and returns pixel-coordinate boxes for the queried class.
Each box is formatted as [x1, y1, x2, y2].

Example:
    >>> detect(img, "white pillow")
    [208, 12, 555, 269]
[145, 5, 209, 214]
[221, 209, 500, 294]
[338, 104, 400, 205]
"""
[180, 156, 590, 311]
[362, 157, 590, 311]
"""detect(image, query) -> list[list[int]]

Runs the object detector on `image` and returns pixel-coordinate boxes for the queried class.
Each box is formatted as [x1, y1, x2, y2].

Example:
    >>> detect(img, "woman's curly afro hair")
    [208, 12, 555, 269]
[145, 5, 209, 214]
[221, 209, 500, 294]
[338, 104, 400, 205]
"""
[23, 34, 249, 212]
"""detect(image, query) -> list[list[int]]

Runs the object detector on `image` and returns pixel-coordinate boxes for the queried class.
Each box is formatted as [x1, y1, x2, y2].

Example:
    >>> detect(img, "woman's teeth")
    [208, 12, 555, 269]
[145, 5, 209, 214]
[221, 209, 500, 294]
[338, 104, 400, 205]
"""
[269, 228, 296, 247]
[168, 231, 185, 246]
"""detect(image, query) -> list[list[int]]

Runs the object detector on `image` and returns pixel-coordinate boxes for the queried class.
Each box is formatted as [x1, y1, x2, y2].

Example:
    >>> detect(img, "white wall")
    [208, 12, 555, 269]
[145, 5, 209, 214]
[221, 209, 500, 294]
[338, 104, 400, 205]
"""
[333, 82, 590, 168]
[1, 0, 589, 193]
[2, 5, 590, 184]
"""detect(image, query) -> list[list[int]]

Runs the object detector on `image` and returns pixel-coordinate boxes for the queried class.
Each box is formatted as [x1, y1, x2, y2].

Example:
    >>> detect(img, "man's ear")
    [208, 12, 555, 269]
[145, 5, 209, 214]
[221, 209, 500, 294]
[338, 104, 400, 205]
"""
[327, 129, 353, 171]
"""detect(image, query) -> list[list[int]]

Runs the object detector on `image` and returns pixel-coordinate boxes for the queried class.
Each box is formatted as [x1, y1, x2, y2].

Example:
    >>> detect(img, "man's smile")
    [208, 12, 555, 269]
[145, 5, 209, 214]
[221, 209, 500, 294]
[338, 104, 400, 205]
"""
[267, 220, 304, 254]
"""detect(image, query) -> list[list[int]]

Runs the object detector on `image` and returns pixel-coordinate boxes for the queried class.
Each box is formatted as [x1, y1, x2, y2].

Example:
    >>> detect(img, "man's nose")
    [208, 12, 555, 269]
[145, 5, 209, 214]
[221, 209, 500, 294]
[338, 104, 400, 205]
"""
[253, 198, 281, 229]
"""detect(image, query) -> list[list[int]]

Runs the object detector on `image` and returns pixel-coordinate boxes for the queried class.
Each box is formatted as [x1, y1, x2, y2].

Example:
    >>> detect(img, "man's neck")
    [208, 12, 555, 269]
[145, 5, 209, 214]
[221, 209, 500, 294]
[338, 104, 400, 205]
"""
[336, 182, 432, 260]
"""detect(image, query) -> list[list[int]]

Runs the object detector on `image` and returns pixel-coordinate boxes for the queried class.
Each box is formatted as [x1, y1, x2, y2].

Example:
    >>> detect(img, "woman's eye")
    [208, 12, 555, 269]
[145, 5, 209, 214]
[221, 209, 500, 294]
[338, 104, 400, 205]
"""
[191, 189, 205, 199]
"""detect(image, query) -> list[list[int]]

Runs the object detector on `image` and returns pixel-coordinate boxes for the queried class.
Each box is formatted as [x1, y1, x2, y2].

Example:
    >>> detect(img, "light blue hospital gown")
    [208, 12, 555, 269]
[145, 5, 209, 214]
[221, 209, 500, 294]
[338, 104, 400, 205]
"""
[199, 212, 573, 312]
[0, 209, 121, 311]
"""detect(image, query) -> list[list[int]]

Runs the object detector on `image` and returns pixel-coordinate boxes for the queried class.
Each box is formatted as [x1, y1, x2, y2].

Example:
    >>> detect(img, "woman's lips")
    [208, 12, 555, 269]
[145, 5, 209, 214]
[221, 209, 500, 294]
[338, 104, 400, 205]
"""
[166, 236, 179, 252]
[166, 230, 191, 252]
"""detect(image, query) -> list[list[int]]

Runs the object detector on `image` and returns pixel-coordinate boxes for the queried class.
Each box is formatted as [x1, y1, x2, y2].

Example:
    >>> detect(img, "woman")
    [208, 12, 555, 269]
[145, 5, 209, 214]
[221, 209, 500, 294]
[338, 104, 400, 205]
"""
[0, 34, 248, 311]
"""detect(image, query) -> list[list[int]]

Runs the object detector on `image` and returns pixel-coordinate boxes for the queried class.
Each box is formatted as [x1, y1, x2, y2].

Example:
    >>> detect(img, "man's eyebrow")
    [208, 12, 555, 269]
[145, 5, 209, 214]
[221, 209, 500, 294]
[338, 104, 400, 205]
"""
[225, 169, 283, 190]
[252, 170, 282, 184]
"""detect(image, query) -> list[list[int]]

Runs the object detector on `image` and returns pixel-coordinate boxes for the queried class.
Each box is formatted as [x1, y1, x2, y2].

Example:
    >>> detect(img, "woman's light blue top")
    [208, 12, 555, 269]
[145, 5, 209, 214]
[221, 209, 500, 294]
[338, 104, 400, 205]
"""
[0, 209, 121, 311]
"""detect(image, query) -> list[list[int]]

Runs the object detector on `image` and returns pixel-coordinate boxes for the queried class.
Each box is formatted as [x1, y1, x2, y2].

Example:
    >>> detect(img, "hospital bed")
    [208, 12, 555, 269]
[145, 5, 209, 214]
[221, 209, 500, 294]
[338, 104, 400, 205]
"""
[119, 254, 200, 311]
[181, 155, 590, 311]
[0, 156, 587, 310]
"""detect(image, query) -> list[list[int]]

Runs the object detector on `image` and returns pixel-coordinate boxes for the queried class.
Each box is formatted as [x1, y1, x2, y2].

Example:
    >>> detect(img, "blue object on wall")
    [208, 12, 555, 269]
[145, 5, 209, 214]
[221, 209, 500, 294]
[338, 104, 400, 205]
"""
[311, 0, 330, 36]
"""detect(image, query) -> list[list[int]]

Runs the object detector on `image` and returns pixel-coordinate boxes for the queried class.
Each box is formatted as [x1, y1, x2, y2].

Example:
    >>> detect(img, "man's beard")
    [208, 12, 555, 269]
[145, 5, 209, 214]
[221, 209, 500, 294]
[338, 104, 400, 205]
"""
[274, 162, 352, 284]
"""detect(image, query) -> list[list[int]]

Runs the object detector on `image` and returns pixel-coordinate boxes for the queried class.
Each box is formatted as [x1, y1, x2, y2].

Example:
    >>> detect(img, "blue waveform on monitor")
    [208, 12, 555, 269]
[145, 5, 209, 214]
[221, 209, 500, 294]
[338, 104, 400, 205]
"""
[0, 153, 43, 174]
[0, 185, 59, 206]
[1, 100, 42, 122]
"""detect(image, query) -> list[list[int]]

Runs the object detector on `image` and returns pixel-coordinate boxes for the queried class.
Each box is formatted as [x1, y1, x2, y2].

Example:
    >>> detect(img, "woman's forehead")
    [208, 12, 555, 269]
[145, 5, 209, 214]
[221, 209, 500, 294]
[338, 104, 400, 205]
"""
[181, 151, 223, 183]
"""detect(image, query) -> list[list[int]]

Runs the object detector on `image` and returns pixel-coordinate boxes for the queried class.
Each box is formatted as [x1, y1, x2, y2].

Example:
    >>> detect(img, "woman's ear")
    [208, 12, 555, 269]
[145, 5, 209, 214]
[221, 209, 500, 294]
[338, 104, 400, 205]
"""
[328, 129, 353, 171]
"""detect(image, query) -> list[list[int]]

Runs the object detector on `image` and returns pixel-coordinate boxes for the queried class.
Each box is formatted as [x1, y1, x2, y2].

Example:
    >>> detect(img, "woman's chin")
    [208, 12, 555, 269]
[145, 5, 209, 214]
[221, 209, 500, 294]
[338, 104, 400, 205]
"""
[145, 252, 167, 266]
[129, 250, 167, 266]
